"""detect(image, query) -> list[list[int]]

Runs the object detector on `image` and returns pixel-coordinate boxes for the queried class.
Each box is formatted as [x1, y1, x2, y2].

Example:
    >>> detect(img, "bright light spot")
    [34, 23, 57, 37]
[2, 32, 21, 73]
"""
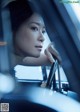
[0, 73, 15, 93]
[70, 3, 80, 22]
[15, 65, 43, 80]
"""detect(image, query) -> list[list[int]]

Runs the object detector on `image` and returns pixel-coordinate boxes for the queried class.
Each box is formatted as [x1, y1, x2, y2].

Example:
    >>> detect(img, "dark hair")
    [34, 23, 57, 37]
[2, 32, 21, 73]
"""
[9, 0, 33, 32]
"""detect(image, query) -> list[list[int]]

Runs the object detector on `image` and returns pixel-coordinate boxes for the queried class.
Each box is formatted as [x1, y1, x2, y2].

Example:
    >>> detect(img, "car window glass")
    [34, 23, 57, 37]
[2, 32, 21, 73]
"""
[64, 2, 80, 41]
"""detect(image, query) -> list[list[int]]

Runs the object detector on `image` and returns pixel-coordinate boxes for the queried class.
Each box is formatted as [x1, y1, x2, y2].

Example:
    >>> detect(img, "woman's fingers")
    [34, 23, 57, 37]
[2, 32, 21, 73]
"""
[45, 48, 55, 64]
[45, 43, 62, 64]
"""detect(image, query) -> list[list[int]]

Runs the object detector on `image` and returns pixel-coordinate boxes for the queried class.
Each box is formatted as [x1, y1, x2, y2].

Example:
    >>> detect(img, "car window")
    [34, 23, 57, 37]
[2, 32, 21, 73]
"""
[0, 1, 80, 111]
[64, 2, 80, 41]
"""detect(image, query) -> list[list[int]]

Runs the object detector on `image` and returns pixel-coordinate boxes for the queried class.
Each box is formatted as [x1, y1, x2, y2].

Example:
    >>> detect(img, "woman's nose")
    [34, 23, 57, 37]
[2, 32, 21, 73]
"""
[38, 31, 45, 42]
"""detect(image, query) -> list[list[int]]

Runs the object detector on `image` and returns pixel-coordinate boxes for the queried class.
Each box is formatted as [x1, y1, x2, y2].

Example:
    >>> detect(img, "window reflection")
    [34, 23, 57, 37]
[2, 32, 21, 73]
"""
[64, 3, 80, 41]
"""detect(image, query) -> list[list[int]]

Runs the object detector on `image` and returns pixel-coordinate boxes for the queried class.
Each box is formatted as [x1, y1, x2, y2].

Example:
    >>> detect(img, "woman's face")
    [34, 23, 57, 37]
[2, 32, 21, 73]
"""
[14, 13, 46, 57]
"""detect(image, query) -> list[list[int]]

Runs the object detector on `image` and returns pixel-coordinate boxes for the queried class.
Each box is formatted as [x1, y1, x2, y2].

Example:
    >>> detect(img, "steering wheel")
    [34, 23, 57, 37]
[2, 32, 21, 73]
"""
[1, 86, 80, 112]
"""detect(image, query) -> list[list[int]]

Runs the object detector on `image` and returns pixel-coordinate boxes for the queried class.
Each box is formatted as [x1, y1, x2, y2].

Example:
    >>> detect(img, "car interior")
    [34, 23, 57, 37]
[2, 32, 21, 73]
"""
[0, 0, 80, 112]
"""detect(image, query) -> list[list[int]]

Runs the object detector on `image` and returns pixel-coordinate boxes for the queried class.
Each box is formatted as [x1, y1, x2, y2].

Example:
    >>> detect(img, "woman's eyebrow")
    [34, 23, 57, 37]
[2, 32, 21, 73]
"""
[29, 22, 45, 28]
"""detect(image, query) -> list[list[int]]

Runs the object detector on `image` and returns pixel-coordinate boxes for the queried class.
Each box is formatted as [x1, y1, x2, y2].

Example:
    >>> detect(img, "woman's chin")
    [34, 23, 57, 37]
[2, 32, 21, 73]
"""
[31, 52, 40, 58]
[22, 51, 41, 58]
[33, 54, 40, 58]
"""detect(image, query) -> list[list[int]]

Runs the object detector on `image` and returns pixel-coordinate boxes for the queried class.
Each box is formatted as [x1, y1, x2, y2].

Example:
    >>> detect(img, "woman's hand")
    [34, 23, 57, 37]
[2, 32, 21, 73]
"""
[44, 43, 62, 64]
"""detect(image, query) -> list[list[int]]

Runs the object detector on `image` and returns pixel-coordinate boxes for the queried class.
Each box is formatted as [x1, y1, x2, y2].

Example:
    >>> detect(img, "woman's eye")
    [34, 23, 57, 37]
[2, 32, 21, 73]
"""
[31, 26, 38, 31]
[42, 30, 46, 34]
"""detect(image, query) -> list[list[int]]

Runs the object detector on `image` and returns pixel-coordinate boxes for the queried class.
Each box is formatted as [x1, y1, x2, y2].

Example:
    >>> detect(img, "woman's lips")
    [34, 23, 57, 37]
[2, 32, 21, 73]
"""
[35, 46, 42, 51]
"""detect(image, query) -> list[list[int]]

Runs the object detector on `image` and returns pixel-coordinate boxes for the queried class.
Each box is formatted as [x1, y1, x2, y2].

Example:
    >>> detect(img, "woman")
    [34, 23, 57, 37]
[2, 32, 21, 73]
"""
[9, 0, 61, 68]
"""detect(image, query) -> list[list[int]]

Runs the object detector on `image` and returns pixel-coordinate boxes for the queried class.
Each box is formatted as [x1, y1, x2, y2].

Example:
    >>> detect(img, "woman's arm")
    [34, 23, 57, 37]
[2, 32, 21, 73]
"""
[22, 54, 51, 66]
